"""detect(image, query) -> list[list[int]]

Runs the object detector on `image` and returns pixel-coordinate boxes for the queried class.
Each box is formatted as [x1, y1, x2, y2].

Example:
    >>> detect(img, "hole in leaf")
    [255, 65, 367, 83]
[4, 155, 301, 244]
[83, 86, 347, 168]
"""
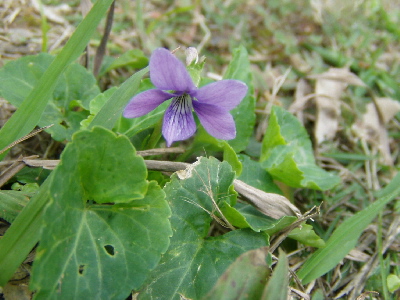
[60, 120, 69, 129]
[104, 245, 115, 256]
[78, 264, 85, 275]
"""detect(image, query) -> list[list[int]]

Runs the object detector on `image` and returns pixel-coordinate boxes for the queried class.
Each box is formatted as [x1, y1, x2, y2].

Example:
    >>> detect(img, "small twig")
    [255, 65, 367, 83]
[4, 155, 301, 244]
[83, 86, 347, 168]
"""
[0, 155, 39, 188]
[269, 206, 320, 253]
[143, 160, 189, 172]
[0, 124, 53, 156]
[79, 0, 92, 68]
[8, 157, 302, 223]
[136, 147, 185, 157]
[0, 156, 25, 188]
[356, 291, 380, 300]
[171, 46, 181, 54]
[93, 0, 115, 77]
[193, 11, 211, 54]
[290, 287, 310, 300]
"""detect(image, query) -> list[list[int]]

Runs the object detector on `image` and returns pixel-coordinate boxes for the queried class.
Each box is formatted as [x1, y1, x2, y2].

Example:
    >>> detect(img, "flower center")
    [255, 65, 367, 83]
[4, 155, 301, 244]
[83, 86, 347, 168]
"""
[170, 93, 193, 116]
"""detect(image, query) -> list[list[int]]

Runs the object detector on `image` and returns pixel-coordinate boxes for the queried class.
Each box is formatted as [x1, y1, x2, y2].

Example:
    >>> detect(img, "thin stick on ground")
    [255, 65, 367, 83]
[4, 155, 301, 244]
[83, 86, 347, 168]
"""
[0, 125, 54, 156]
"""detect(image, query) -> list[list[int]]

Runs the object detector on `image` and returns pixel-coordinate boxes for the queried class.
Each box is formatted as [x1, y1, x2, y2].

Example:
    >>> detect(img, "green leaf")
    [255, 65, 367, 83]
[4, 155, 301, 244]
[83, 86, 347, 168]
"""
[103, 49, 148, 74]
[113, 78, 167, 138]
[11, 182, 40, 194]
[297, 172, 400, 284]
[260, 106, 340, 190]
[187, 60, 205, 87]
[88, 66, 149, 130]
[0, 191, 30, 223]
[89, 88, 118, 115]
[83, 68, 157, 136]
[0, 178, 52, 286]
[0, 53, 100, 141]
[139, 157, 268, 299]
[63, 127, 148, 203]
[188, 128, 243, 175]
[220, 141, 243, 175]
[263, 251, 289, 300]
[0, 0, 115, 157]
[203, 248, 270, 300]
[263, 215, 298, 236]
[220, 201, 254, 229]
[13, 167, 50, 185]
[219, 155, 294, 232]
[223, 45, 256, 152]
[30, 127, 171, 299]
[238, 154, 282, 194]
[80, 87, 118, 129]
[322, 151, 375, 162]
[0, 53, 53, 107]
[122, 101, 168, 138]
[224, 202, 296, 233]
[287, 224, 325, 248]
[387, 274, 400, 293]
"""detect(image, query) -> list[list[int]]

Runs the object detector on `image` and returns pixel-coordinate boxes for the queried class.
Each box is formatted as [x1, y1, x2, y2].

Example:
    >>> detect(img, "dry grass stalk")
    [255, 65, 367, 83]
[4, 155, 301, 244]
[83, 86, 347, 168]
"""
[10, 156, 302, 221]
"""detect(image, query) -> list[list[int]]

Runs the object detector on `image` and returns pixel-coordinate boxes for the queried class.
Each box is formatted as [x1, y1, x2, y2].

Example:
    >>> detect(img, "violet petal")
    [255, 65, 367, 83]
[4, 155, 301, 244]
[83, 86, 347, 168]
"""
[193, 102, 236, 140]
[150, 48, 196, 92]
[162, 95, 196, 146]
[123, 89, 172, 118]
[193, 80, 248, 111]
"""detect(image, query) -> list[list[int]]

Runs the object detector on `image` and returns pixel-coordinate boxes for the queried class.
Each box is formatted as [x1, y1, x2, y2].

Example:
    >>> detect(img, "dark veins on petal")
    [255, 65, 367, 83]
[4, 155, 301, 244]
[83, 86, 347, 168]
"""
[169, 94, 192, 128]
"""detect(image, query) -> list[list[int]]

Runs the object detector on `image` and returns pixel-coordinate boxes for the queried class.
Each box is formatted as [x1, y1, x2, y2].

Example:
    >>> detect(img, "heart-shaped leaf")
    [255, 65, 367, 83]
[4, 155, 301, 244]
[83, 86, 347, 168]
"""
[30, 127, 171, 299]
[139, 157, 268, 299]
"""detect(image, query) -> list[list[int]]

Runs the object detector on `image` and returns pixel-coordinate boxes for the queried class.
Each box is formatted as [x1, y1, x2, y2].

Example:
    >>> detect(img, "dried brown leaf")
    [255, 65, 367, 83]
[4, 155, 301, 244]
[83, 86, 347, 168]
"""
[352, 97, 400, 165]
[80, 0, 92, 17]
[233, 180, 301, 219]
[310, 68, 366, 144]
[374, 97, 400, 124]
[2, 263, 32, 300]
[308, 67, 366, 87]
[0, 157, 25, 188]
[355, 291, 380, 300]
[288, 78, 313, 123]
[22, 159, 59, 170]
[345, 249, 370, 263]
[31, 0, 70, 24]
[2, 281, 32, 300]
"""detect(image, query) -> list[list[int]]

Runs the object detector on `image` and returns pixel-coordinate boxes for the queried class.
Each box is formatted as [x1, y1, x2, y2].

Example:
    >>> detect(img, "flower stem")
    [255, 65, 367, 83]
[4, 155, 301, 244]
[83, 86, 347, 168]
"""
[146, 118, 163, 149]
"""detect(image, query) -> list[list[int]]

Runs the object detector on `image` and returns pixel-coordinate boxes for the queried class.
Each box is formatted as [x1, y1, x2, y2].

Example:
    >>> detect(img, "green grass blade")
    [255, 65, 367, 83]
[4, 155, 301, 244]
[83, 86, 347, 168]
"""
[297, 172, 400, 284]
[0, 0, 114, 159]
[88, 66, 149, 130]
[0, 175, 52, 285]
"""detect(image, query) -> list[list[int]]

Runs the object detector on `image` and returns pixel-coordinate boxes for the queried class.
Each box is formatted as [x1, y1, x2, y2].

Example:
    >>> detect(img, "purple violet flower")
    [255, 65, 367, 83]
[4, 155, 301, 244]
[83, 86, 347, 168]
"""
[123, 48, 248, 146]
